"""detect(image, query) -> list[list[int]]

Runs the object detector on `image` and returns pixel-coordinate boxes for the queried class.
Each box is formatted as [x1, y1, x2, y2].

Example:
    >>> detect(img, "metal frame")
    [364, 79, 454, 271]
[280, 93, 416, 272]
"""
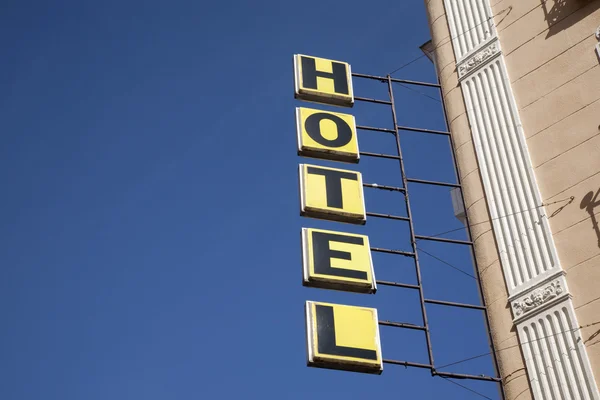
[352, 71, 505, 397]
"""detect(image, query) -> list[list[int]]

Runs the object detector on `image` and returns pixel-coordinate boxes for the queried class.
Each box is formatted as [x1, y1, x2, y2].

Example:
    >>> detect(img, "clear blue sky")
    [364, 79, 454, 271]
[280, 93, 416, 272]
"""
[1, 1, 502, 399]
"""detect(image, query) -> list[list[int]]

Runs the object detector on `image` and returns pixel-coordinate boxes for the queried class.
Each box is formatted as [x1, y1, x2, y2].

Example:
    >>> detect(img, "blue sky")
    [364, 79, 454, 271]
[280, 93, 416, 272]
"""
[1, 1, 502, 399]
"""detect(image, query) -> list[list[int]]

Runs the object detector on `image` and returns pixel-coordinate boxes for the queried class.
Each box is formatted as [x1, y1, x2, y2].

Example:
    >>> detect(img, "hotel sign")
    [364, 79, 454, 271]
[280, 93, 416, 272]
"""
[294, 54, 354, 107]
[302, 228, 376, 294]
[296, 107, 359, 163]
[299, 164, 366, 224]
[293, 54, 383, 374]
[305, 301, 383, 374]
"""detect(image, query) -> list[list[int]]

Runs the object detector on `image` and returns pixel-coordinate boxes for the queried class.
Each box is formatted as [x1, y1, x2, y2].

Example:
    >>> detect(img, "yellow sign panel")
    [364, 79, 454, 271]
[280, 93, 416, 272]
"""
[305, 301, 383, 374]
[294, 54, 354, 107]
[299, 164, 366, 224]
[302, 228, 375, 293]
[296, 107, 359, 163]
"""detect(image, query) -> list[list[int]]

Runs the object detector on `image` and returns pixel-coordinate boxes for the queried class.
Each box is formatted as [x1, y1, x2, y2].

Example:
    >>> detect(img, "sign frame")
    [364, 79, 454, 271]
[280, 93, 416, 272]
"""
[295, 107, 360, 163]
[301, 227, 376, 294]
[293, 54, 355, 107]
[298, 163, 367, 225]
[305, 300, 383, 374]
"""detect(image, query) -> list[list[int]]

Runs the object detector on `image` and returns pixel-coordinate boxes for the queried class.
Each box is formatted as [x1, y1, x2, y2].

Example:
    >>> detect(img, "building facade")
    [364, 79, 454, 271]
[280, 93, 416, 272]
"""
[423, 0, 600, 399]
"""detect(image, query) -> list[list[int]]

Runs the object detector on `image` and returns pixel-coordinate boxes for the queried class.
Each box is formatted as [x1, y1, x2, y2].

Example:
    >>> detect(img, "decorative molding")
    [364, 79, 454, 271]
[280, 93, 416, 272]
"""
[458, 41, 500, 78]
[506, 270, 564, 301]
[513, 280, 565, 318]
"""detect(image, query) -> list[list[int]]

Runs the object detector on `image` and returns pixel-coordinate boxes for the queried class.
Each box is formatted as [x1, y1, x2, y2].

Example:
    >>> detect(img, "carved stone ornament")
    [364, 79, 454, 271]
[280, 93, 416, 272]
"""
[458, 42, 500, 77]
[513, 281, 564, 316]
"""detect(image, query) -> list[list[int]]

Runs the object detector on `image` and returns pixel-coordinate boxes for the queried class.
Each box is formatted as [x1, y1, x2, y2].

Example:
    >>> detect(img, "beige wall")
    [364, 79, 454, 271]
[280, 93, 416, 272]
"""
[491, 0, 600, 386]
[424, 1, 533, 398]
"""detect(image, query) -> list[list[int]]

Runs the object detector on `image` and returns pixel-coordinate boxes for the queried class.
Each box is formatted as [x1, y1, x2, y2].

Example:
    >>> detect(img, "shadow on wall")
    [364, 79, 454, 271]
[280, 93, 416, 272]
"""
[585, 328, 600, 345]
[580, 188, 600, 249]
[541, 0, 600, 38]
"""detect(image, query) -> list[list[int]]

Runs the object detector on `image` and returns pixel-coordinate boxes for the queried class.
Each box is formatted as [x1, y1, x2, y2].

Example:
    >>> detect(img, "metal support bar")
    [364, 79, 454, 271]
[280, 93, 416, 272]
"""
[363, 183, 405, 192]
[424, 299, 486, 311]
[392, 78, 441, 88]
[366, 212, 409, 222]
[376, 280, 420, 290]
[379, 320, 426, 330]
[351, 72, 441, 88]
[351, 72, 387, 82]
[344, 70, 502, 394]
[356, 125, 396, 134]
[406, 177, 460, 188]
[359, 151, 401, 160]
[383, 359, 434, 369]
[438, 77, 506, 399]
[415, 235, 473, 245]
[434, 371, 502, 383]
[370, 247, 415, 257]
[386, 75, 436, 368]
[397, 125, 450, 136]
[354, 96, 392, 105]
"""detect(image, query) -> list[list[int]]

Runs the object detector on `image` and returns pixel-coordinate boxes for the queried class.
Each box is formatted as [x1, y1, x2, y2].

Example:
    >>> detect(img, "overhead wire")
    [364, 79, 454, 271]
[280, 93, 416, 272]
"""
[384, 1, 572, 113]
[417, 246, 477, 279]
[407, 195, 590, 380]
[416, 196, 575, 242]
[412, 206, 598, 375]
[383, 6, 513, 108]
[396, 82, 442, 103]
[415, 240, 600, 390]
[386, 6, 513, 76]
[410, 196, 575, 282]
[440, 376, 494, 400]
[436, 320, 600, 370]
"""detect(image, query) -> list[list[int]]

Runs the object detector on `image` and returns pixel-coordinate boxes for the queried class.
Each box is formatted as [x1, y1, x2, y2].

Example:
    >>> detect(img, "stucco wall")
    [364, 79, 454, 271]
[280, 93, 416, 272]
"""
[492, 0, 600, 386]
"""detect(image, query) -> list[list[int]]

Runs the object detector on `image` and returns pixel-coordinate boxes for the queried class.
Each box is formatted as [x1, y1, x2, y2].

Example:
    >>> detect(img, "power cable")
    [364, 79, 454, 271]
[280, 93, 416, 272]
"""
[436, 320, 600, 370]
[416, 196, 574, 241]
[440, 376, 494, 400]
[388, 54, 430, 76]
[396, 82, 441, 103]
[387, 6, 513, 76]
[413, 241, 600, 379]
[416, 242, 600, 385]
[417, 246, 477, 279]
[414, 229, 599, 372]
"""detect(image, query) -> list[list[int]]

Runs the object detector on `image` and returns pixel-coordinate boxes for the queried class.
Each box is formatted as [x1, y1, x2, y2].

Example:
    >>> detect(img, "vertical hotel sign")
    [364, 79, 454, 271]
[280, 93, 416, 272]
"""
[293, 54, 383, 374]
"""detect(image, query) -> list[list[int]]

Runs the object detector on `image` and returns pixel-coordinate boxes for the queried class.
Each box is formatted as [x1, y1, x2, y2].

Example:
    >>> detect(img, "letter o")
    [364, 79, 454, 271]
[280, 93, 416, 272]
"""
[305, 113, 352, 148]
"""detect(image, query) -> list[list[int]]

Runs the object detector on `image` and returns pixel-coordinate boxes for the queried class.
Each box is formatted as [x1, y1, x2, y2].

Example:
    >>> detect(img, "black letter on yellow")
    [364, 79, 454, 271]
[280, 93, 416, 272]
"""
[301, 57, 349, 95]
[312, 231, 367, 280]
[316, 305, 377, 359]
[307, 167, 357, 209]
[305, 113, 352, 148]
